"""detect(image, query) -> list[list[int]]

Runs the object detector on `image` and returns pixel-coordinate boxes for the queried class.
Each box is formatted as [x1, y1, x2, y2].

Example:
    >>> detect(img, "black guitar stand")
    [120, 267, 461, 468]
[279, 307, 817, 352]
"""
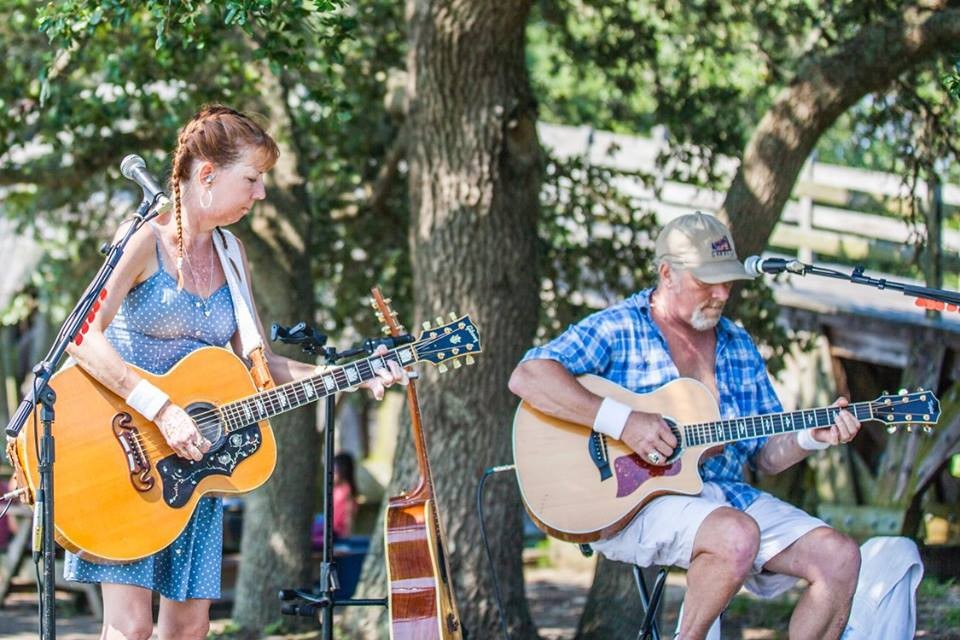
[273, 322, 411, 638]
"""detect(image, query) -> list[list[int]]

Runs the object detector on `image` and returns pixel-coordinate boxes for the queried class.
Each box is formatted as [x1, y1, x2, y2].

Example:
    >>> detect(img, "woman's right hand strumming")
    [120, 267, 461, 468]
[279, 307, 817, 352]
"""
[155, 404, 210, 461]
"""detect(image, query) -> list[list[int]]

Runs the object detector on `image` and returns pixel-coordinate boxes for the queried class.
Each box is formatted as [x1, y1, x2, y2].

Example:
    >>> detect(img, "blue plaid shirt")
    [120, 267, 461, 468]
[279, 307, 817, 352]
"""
[521, 288, 782, 510]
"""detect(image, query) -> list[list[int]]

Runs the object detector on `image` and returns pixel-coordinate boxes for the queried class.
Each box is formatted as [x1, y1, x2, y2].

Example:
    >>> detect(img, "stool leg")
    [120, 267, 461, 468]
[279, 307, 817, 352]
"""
[634, 566, 667, 640]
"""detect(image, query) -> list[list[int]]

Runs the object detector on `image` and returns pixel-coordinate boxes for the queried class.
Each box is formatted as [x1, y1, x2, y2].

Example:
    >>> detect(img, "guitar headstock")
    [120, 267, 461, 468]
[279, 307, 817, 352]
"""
[414, 314, 481, 372]
[369, 288, 481, 373]
[871, 388, 940, 434]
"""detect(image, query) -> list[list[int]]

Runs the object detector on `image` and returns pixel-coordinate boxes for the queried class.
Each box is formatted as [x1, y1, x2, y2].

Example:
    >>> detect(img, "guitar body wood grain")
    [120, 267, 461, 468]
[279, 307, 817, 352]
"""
[513, 375, 722, 542]
[14, 347, 276, 562]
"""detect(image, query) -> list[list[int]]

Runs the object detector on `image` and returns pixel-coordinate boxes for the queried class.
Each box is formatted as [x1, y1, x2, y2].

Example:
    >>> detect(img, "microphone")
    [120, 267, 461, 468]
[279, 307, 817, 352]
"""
[120, 155, 171, 215]
[743, 255, 806, 277]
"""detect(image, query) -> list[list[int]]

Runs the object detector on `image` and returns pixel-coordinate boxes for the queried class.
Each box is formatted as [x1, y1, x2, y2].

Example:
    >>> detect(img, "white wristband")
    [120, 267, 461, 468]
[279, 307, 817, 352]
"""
[593, 398, 632, 440]
[126, 380, 170, 422]
[796, 429, 830, 452]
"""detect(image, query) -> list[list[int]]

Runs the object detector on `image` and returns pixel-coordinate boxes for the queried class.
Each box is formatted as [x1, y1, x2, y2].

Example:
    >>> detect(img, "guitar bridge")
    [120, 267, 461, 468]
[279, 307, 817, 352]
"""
[588, 432, 613, 481]
[112, 412, 155, 492]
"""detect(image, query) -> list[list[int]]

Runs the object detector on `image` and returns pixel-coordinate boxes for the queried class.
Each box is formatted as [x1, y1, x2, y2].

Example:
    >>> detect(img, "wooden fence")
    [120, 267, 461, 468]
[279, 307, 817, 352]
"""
[538, 122, 960, 274]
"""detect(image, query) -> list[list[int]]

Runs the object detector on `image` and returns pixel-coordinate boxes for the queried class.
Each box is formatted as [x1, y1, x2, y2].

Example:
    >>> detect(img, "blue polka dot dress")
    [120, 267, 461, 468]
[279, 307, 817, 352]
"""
[64, 238, 238, 601]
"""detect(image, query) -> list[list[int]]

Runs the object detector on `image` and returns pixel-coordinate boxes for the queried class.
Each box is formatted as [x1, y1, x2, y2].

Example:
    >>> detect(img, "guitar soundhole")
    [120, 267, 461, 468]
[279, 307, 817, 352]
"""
[186, 402, 226, 450]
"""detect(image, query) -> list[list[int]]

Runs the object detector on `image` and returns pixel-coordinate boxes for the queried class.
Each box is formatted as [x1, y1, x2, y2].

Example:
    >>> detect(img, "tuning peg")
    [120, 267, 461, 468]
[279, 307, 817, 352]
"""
[449, 312, 457, 321]
[922, 426, 933, 434]
[383, 297, 392, 304]
[452, 360, 462, 369]
[435, 316, 444, 326]
[906, 425, 914, 433]
[465, 355, 475, 365]
[886, 425, 898, 434]
[438, 363, 448, 373]
[422, 321, 431, 330]
[897, 388, 908, 395]
[376, 312, 385, 322]
[382, 327, 392, 335]
[391, 310, 399, 318]
[369, 297, 377, 307]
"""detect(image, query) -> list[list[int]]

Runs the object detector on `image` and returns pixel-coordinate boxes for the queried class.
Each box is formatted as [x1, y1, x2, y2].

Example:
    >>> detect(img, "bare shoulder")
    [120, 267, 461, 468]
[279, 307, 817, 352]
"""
[109, 218, 159, 285]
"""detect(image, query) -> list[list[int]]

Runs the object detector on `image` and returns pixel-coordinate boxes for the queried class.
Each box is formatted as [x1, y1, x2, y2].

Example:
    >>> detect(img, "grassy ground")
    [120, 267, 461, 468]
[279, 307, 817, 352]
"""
[1, 569, 957, 638]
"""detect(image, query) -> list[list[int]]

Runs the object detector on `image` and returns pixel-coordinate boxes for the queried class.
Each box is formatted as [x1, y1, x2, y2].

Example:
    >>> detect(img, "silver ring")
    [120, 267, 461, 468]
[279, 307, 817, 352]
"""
[647, 451, 661, 464]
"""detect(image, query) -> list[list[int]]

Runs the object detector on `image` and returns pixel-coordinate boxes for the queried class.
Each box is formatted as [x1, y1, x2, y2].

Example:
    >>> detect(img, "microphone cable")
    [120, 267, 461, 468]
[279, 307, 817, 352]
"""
[477, 463, 517, 640]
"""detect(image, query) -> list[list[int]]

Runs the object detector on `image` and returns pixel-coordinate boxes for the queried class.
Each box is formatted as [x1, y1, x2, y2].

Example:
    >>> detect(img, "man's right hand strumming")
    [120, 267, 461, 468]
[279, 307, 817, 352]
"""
[621, 411, 677, 466]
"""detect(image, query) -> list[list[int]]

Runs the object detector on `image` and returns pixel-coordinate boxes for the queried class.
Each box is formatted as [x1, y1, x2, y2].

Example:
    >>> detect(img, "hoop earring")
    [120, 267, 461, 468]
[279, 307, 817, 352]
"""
[200, 188, 212, 209]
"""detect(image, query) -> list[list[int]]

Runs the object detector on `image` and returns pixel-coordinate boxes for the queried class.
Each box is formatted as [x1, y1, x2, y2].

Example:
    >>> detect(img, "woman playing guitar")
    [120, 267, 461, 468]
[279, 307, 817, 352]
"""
[60, 106, 405, 640]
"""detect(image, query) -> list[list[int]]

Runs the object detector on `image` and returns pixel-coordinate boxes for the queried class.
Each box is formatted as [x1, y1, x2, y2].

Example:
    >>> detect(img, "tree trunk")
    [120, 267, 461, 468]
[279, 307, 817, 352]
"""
[348, 1, 542, 638]
[231, 84, 320, 634]
[721, 4, 960, 258]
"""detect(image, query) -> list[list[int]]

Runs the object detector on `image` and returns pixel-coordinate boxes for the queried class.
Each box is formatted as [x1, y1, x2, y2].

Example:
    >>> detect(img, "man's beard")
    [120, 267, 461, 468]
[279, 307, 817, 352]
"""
[690, 305, 722, 331]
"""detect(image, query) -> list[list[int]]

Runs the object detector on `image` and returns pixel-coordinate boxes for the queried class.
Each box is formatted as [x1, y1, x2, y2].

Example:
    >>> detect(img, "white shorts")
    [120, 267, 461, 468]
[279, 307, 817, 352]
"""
[591, 482, 829, 598]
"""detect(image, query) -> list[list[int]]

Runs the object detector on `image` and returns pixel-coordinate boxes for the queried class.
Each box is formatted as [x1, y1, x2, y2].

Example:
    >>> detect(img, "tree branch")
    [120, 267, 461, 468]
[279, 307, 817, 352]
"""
[720, 3, 960, 257]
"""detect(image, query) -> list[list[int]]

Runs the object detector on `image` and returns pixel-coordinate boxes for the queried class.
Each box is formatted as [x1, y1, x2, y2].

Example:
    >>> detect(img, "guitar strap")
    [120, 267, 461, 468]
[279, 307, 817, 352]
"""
[212, 228, 275, 390]
[4, 440, 31, 503]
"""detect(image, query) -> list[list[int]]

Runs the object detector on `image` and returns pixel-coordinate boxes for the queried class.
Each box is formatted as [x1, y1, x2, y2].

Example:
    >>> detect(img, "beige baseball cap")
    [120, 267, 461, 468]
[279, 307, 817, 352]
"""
[654, 212, 753, 283]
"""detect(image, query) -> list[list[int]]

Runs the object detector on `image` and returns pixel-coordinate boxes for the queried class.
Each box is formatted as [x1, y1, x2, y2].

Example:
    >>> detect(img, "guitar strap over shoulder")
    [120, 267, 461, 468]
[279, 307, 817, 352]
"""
[213, 228, 275, 389]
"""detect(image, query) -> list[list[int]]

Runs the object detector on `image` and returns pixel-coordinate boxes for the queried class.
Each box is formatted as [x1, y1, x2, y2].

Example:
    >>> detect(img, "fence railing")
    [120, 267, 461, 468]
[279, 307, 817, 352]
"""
[539, 122, 959, 273]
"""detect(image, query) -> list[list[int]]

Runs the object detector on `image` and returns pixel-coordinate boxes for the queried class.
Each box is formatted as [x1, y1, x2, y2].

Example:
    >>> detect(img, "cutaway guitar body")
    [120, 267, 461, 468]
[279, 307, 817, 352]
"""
[514, 376, 718, 542]
[513, 375, 939, 542]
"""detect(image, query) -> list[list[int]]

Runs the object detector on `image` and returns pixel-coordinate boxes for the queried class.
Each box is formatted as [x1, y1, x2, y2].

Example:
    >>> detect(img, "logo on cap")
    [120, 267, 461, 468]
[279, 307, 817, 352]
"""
[710, 236, 733, 258]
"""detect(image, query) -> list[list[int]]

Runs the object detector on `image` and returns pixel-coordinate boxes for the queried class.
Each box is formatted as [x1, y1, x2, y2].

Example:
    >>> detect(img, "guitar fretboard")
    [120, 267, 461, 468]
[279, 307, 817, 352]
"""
[216, 346, 417, 431]
[683, 403, 874, 447]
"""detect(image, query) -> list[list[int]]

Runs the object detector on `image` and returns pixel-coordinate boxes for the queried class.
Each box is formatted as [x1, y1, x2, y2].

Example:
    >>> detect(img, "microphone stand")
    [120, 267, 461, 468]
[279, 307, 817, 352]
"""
[4, 193, 167, 640]
[273, 324, 412, 638]
[783, 261, 960, 309]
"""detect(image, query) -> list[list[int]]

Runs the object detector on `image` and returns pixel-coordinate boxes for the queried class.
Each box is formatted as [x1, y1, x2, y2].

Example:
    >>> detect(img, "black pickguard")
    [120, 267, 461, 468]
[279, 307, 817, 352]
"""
[157, 425, 262, 508]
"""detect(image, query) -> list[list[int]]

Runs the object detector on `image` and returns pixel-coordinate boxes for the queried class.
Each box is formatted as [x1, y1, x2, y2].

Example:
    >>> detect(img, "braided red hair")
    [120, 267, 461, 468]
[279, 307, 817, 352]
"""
[169, 105, 279, 288]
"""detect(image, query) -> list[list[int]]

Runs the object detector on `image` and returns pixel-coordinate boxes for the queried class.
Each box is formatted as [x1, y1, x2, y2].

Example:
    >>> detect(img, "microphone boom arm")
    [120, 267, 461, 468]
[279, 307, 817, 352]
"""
[760, 258, 960, 309]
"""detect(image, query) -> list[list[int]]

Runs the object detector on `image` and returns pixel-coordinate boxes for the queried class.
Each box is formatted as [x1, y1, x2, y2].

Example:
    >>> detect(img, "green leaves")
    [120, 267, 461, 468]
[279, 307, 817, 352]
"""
[2, 0, 375, 330]
[538, 149, 659, 333]
[943, 60, 960, 102]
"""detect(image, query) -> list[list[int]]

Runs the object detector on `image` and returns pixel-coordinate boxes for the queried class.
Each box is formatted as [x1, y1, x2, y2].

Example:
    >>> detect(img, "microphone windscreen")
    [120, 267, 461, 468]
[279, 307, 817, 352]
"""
[120, 154, 145, 180]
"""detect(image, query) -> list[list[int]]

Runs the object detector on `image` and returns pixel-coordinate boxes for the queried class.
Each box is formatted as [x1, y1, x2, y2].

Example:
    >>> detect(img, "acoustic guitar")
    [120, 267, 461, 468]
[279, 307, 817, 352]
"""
[373, 290, 465, 639]
[513, 375, 940, 543]
[10, 314, 480, 562]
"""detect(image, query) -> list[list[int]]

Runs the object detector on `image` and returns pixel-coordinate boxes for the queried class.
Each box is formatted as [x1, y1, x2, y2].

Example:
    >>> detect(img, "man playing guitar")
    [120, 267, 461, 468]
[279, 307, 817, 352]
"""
[509, 212, 862, 640]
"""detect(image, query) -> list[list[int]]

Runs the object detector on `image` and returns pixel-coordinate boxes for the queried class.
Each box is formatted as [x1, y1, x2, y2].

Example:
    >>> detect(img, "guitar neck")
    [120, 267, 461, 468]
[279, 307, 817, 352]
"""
[218, 345, 418, 430]
[684, 402, 875, 448]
